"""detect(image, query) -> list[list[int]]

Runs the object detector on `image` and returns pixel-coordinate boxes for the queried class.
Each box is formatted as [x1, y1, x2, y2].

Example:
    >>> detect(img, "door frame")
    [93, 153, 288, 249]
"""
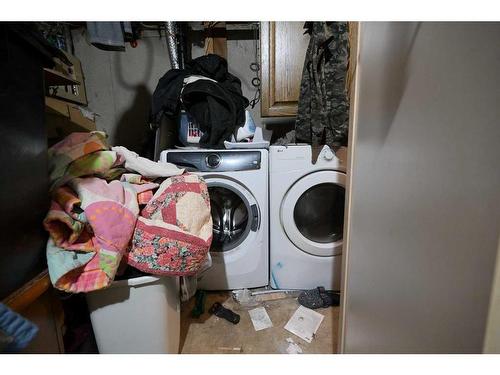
[338, 21, 361, 354]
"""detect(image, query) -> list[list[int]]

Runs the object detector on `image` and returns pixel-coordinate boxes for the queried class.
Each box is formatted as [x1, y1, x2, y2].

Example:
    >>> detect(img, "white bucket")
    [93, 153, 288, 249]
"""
[86, 276, 180, 354]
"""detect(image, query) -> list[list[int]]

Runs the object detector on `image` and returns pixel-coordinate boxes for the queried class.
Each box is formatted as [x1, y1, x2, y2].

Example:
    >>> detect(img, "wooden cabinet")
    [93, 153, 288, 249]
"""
[3, 270, 65, 353]
[45, 96, 96, 146]
[260, 22, 310, 117]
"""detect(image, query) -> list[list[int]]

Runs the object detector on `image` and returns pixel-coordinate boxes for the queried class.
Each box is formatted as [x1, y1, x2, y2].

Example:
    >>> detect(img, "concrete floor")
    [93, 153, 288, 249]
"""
[180, 290, 339, 354]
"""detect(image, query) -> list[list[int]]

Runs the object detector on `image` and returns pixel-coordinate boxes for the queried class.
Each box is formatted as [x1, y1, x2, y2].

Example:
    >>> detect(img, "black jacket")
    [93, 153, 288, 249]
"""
[151, 54, 249, 147]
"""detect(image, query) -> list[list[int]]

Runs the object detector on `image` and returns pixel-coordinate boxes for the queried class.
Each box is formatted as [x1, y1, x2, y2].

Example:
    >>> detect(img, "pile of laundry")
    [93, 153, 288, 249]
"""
[151, 54, 249, 148]
[43, 131, 213, 293]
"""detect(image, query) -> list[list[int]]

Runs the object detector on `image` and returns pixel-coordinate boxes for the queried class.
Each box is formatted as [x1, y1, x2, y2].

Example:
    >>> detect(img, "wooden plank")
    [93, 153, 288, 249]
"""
[67, 106, 96, 132]
[45, 96, 96, 132]
[346, 22, 359, 98]
[260, 22, 271, 117]
[44, 68, 79, 86]
[2, 271, 66, 354]
[2, 270, 51, 313]
[50, 50, 88, 106]
[45, 96, 70, 117]
[204, 22, 227, 59]
[20, 290, 65, 353]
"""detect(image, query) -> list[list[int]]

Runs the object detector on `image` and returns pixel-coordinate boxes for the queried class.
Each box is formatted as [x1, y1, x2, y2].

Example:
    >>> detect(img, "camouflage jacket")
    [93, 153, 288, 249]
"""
[295, 22, 350, 148]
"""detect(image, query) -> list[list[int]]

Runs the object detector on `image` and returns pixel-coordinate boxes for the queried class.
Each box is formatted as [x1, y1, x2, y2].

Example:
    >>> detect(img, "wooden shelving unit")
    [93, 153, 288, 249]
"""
[2, 270, 51, 313]
[44, 68, 80, 86]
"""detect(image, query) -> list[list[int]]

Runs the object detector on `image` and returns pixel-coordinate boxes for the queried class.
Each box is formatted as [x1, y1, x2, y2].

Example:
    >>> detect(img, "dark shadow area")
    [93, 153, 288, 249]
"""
[113, 37, 156, 155]
[0, 25, 50, 300]
[59, 293, 99, 353]
[113, 84, 153, 154]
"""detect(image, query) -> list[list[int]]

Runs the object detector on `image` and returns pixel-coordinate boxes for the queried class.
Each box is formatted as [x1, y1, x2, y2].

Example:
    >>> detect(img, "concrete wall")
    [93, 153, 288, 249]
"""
[341, 22, 500, 353]
[72, 28, 263, 153]
[72, 29, 172, 153]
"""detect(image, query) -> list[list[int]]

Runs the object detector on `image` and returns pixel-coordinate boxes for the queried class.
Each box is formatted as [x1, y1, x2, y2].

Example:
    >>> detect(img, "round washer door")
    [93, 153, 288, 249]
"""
[205, 177, 260, 253]
[281, 170, 346, 257]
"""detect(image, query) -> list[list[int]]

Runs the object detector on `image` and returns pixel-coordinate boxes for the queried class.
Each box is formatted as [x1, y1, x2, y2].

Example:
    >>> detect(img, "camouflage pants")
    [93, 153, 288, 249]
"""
[295, 22, 350, 148]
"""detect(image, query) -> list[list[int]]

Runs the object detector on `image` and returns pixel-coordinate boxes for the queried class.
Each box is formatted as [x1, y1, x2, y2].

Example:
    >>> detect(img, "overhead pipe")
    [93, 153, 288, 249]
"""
[165, 21, 180, 69]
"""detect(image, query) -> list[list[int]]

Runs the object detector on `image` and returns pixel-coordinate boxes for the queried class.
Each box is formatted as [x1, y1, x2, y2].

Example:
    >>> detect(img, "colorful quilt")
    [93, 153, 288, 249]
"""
[127, 174, 213, 276]
[44, 132, 210, 293]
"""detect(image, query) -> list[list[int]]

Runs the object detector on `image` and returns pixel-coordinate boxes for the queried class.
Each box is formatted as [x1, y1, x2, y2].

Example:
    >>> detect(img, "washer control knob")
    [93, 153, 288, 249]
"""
[206, 153, 221, 168]
[323, 149, 335, 161]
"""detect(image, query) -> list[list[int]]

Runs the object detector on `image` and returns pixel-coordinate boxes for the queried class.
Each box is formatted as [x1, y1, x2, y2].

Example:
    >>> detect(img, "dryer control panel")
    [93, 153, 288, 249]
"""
[165, 151, 261, 172]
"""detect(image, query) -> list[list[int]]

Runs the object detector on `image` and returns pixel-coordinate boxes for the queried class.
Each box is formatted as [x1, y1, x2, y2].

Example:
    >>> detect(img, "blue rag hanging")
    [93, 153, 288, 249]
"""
[0, 303, 38, 353]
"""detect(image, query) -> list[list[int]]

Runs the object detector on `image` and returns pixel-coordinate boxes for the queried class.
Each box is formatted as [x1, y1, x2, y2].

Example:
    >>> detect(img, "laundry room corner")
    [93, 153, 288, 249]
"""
[3, 5, 500, 375]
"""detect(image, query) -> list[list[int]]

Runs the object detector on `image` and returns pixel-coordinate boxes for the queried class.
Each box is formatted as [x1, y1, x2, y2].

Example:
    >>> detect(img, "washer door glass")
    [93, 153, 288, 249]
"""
[209, 185, 250, 252]
[293, 183, 345, 244]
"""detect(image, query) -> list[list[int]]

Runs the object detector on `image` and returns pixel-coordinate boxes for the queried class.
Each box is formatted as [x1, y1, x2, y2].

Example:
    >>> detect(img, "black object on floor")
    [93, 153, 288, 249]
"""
[191, 290, 206, 318]
[209, 302, 240, 324]
[298, 286, 340, 309]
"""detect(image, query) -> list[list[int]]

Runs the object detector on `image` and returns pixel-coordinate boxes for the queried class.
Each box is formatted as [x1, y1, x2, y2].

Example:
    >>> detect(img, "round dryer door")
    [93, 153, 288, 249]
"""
[281, 170, 346, 257]
[206, 178, 260, 253]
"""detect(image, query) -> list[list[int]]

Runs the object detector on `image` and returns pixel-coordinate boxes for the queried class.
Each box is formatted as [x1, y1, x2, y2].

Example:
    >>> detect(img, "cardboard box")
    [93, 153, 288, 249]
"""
[46, 50, 88, 105]
[45, 97, 96, 145]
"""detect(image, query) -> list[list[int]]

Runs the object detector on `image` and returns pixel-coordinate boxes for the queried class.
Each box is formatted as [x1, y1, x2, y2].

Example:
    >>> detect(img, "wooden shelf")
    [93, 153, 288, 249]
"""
[44, 68, 80, 86]
[2, 270, 51, 313]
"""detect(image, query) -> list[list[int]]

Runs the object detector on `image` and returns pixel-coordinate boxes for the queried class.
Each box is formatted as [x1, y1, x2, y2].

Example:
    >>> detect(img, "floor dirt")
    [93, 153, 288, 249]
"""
[180, 290, 339, 354]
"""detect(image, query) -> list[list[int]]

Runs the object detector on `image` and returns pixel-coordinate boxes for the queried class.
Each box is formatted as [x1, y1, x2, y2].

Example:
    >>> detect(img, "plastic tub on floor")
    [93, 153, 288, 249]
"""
[86, 275, 180, 354]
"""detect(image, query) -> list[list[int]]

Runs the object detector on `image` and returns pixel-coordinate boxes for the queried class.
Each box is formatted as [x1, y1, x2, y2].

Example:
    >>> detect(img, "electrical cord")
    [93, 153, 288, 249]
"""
[249, 23, 261, 109]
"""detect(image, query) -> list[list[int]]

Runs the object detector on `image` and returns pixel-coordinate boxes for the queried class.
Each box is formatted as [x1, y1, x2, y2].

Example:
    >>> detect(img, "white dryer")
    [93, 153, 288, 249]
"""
[269, 144, 347, 290]
[160, 149, 268, 290]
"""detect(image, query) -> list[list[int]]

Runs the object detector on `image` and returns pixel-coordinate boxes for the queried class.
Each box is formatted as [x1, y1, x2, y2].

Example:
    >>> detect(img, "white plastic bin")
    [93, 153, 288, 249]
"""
[86, 276, 180, 354]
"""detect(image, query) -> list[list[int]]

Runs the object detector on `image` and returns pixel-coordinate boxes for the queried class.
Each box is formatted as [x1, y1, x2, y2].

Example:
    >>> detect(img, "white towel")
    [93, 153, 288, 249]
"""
[112, 146, 184, 178]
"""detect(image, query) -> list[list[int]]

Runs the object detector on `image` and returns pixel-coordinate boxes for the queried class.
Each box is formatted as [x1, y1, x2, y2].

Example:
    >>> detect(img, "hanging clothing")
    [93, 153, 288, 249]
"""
[0, 303, 38, 353]
[86, 22, 133, 52]
[295, 22, 350, 148]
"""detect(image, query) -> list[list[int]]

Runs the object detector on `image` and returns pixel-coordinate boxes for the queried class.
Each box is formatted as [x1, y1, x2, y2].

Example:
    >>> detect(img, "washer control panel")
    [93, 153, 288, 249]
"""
[205, 153, 221, 169]
[166, 151, 261, 172]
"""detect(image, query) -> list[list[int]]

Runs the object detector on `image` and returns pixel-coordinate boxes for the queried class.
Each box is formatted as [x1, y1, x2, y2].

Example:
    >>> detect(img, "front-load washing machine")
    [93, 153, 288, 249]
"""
[160, 149, 268, 290]
[269, 144, 347, 290]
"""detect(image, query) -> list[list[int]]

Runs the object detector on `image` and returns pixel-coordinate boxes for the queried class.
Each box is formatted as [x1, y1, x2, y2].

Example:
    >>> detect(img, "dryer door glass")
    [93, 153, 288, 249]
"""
[293, 183, 345, 244]
[281, 170, 346, 256]
[209, 186, 251, 252]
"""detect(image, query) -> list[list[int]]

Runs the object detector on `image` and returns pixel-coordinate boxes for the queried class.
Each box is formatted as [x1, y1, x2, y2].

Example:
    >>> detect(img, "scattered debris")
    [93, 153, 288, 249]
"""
[284, 305, 324, 343]
[285, 338, 303, 354]
[277, 337, 303, 354]
[233, 288, 303, 308]
[217, 346, 243, 353]
[232, 288, 260, 309]
[209, 302, 240, 324]
[248, 306, 273, 331]
[251, 289, 300, 296]
[253, 290, 301, 303]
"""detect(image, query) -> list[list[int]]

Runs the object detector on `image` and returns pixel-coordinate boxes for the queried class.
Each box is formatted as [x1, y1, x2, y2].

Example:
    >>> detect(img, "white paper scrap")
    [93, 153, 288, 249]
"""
[285, 338, 303, 354]
[248, 307, 273, 331]
[284, 305, 324, 343]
